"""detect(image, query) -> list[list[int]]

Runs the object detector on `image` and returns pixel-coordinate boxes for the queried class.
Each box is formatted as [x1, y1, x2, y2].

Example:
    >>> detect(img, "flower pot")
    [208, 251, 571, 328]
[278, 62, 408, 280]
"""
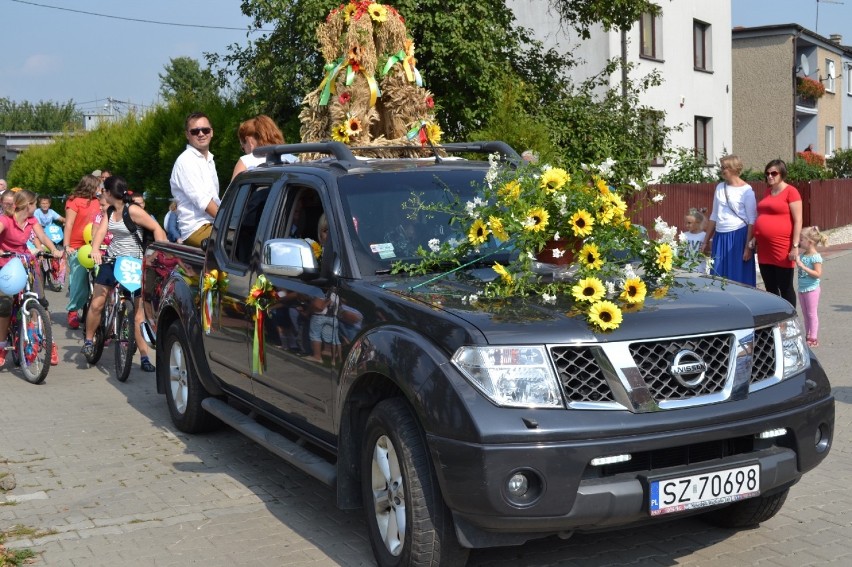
[536, 239, 578, 266]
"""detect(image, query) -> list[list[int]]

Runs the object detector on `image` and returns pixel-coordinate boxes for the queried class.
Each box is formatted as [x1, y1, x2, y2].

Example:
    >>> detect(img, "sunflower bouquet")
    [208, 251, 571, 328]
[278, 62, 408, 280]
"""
[394, 154, 697, 331]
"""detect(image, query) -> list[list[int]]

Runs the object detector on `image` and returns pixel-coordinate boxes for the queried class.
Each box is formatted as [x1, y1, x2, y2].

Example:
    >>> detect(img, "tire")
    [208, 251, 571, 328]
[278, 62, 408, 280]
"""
[701, 487, 790, 528]
[82, 298, 106, 365]
[162, 321, 218, 433]
[361, 398, 468, 567]
[18, 301, 52, 384]
[114, 298, 136, 382]
[46, 270, 62, 292]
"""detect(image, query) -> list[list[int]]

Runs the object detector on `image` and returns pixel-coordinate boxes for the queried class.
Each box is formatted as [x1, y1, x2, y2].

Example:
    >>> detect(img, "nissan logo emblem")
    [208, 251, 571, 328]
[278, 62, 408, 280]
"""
[670, 349, 708, 389]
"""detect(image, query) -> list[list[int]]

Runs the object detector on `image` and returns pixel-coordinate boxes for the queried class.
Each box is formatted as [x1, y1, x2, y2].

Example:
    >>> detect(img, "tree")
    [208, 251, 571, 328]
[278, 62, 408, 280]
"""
[547, 0, 661, 38]
[0, 98, 82, 131]
[158, 57, 220, 103]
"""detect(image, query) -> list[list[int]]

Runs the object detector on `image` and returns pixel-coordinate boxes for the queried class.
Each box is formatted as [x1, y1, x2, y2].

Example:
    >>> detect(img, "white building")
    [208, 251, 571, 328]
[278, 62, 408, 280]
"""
[507, 0, 733, 179]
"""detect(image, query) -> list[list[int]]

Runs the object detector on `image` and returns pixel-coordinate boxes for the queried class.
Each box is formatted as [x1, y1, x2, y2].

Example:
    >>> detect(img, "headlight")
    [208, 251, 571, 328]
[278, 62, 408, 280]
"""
[778, 317, 809, 378]
[452, 346, 564, 408]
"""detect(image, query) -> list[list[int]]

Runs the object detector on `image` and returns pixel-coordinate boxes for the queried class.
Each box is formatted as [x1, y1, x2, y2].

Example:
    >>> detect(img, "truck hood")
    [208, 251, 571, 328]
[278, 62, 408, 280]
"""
[377, 271, 795, 344]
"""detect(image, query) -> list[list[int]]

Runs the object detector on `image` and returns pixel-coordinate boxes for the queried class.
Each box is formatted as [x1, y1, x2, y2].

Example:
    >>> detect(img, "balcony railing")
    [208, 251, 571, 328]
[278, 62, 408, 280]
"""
[796, 95, 817, 109]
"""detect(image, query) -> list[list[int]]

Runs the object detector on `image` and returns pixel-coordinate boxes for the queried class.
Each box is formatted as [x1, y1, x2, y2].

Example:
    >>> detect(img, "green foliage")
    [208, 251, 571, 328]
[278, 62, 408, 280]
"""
[547, 0, 661, 38]
[159, 57, 221, 104]
[785, 156, 830, 181]
[740, 168, 765, 183]
[7, 98, 246, 219]
[658, 147, 716, 184]
[0, 97, 82, 130]
[827, 148, 852, 178]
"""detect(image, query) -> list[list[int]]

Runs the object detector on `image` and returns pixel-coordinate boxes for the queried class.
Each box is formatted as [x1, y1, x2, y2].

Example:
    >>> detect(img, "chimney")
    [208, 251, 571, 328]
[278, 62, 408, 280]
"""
[829, 33, 842, 45]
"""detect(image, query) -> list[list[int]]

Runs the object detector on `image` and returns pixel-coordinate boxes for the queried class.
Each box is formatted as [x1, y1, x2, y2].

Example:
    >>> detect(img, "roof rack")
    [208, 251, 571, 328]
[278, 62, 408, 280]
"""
[253, 140, 521, 171]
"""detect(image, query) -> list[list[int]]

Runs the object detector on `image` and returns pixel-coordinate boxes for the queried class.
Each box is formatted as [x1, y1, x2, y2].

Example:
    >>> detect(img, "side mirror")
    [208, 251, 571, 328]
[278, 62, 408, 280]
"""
[261, 239, 320, 277]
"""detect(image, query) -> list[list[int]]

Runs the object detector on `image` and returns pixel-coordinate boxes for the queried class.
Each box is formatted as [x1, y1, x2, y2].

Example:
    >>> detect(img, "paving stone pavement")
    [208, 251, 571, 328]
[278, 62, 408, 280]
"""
[2, 246, 851, 566]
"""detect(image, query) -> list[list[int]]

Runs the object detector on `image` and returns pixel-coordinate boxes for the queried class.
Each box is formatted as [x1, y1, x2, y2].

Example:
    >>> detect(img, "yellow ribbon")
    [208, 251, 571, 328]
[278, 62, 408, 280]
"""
[201, 269, 228, 334]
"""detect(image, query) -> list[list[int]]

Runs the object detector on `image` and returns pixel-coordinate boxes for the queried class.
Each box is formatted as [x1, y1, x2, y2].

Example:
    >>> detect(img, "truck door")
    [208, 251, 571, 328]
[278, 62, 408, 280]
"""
[204, 177, 280, 398]
[250, 182, 337, 440]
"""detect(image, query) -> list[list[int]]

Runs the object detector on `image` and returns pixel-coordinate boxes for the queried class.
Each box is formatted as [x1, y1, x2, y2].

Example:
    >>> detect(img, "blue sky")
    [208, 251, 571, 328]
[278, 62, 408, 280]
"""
[2, 0, 851, 115]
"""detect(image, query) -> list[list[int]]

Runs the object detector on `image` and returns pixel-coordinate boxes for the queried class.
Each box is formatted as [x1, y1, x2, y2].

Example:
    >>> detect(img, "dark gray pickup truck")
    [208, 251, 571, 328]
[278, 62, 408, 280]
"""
[142, 142, 834, 567]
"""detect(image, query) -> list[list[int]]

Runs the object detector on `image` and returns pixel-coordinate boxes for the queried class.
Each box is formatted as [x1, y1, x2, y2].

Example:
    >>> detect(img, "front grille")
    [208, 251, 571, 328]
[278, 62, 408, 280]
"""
[629, 334, 732, 401]
[551, 346, 614, 403]
[751, 326, 776, 383]
[583, 435, 756, 478]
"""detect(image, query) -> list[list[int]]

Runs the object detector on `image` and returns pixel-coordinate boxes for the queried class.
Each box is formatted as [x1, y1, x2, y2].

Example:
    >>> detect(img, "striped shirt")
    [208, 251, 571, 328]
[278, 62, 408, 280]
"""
[107, 209, 143, 259]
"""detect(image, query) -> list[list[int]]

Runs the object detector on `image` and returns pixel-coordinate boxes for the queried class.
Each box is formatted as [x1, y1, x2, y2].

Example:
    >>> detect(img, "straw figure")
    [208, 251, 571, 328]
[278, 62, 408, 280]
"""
[299, 1, 442, 156]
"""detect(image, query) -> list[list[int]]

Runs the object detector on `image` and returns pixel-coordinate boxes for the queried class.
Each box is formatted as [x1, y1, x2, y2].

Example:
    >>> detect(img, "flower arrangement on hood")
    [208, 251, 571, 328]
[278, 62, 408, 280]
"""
[393, 155, 703, 331]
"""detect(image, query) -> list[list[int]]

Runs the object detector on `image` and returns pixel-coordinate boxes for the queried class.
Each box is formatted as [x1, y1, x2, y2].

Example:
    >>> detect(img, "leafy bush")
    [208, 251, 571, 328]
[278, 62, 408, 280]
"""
[658, 147, 716, 183]
[785, 156, 831, 181]
[827, 148, 852, 178]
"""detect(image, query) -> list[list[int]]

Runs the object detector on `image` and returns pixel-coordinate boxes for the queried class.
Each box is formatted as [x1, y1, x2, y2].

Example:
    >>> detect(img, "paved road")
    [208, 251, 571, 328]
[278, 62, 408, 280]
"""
[2, 247, 851, 566]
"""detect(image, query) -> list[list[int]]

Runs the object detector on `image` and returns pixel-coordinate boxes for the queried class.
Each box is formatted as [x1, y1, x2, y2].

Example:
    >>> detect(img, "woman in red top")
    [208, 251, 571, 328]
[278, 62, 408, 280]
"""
[0, 191, 63, 366]
[754, 160, 803, 307]
[62, 174, 102, 329]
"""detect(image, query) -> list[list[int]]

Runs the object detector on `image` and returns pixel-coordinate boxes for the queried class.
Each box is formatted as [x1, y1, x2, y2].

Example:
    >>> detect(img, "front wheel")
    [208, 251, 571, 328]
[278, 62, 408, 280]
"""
[162, 321, 218, 433]
[18, 301, 52, 384]
[82, 297, 105, 365]
[361, 398, 468, 567]
[702, 487, 790, 528]
[114, 298, 136, 382]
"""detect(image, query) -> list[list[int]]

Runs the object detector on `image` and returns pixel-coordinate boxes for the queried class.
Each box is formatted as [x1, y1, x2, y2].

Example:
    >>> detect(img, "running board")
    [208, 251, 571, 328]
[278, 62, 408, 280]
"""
[201, 398, 337, 487]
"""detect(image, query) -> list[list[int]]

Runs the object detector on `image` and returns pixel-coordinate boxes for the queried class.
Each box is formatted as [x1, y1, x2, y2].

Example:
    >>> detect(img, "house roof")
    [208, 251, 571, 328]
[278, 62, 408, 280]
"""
[733, 23, 852, 56]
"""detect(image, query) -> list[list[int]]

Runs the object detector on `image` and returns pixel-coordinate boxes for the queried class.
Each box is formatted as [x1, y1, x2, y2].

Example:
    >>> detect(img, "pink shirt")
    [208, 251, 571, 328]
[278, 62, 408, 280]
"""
[0, 215, 37, 267]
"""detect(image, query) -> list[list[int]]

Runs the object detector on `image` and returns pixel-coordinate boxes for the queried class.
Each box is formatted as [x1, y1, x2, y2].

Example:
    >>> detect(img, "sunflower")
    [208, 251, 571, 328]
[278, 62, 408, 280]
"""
[588, 301, 623, 331]
[539, 168, 570, 193]
[346, 115, 363, 137]
[498, 180, 521, 202]
[488, 216, 509, 241]
[655, 243, 673, 272]
[368, 3, 388, 22]
[619, 277, 647, 304]
[579, 243, 603, 270]
[468, 218, 490, 245]
[524, 207, 549, 232]
[331, 123, 350, 143]
[595, 177, 610, 195]
[594, 199, 616, 225]
[343, 3, 357, 22]
[570, 210, 594, 237]
[426, 123, 442, 143]
[492, 262, 512, 284]
[652, 285, 670, 299]
[572, 277, 605, 303]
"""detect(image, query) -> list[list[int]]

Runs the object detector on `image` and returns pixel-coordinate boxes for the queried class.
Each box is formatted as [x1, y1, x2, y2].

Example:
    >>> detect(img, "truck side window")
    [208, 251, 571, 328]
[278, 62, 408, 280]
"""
[280, 187, 323, 243]
[222, 182, 271, 266]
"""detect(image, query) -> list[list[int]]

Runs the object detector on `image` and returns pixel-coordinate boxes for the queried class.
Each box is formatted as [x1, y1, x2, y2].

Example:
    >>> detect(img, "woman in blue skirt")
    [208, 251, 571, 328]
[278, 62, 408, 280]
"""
[701, 155, 757, 285]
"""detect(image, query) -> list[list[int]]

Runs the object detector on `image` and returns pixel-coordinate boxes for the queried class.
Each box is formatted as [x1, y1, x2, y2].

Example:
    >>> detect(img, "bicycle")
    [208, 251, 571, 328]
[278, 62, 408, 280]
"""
[81, 254, 140, 382]
[0, 251, 54, 384]
[41, 223, 64, 292]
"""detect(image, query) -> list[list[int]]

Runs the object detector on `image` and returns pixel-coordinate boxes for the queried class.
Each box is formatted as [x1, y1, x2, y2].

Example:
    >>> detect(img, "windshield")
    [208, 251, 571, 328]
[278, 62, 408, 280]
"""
[338, 168, 510, 275]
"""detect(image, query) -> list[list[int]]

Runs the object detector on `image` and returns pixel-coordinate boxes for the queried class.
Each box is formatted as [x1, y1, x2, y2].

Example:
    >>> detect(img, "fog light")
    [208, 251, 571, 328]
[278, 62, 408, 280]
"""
[590, 454, 631, 466]
[757, 428, 786, 439]
[815, 423, 831, 453]
[507, 473, 529, 497]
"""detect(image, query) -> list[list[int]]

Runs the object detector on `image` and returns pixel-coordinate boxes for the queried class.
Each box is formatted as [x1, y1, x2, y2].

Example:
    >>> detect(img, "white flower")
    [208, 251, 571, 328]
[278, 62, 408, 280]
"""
[605, 281, 617, 297]
[447, 237, 460, 248]
[553, 231, 561, 241]
[428, 238, 440, 252]
[652, 193, 665, 203]
[526, 250, 537, 261]
[623, 263, 637, 279]
[542, 293, 556, 304]
[552, 247, 565, 258]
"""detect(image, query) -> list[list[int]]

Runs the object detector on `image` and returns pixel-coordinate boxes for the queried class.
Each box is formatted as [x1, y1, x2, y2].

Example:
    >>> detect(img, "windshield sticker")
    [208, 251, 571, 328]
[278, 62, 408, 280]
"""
[371, 242, 396, 259]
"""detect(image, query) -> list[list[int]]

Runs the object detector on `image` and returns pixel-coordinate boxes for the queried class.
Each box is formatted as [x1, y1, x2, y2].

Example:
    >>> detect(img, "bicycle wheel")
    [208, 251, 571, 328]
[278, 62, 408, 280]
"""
[18, 301, 52, 384]
[82, 297, 106, 365]
[114, 298, 136, 382]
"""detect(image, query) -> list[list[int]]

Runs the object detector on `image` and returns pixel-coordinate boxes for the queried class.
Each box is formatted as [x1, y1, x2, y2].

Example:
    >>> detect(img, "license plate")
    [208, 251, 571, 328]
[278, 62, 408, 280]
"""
[649, 464, 760, 516]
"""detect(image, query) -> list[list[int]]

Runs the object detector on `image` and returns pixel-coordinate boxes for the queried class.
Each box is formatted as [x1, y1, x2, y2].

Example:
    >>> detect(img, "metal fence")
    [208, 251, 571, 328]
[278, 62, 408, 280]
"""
[631, 179, 852, 232]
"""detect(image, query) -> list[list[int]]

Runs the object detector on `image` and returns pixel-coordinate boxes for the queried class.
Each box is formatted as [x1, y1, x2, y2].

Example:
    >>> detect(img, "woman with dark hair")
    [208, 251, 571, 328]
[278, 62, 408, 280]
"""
[754, 159, 802, 307]
[82, 176, 166, 373]
[231, 114, 292, 180]
[702, 154, 757, 285]
[63, 174, 102, 329]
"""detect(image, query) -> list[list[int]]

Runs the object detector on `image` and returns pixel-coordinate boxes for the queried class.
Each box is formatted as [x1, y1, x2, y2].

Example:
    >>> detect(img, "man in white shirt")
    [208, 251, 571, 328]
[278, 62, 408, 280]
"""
[169, 112, 220, 247]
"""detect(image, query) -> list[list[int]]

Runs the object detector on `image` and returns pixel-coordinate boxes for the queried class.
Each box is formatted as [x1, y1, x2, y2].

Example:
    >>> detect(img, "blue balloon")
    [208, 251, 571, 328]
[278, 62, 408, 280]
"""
[45, 224, 64, 244]
[0, 257, 28, 296]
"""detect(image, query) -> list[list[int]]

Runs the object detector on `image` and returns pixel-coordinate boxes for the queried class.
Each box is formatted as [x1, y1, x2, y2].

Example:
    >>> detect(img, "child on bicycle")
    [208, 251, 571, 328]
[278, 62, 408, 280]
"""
[0, 191, 64, 367]
[82, 176, 165, 373]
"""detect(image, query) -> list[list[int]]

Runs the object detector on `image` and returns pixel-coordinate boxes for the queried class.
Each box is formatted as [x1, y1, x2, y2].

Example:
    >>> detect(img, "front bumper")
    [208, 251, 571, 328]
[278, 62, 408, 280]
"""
[428, 394, 834, 548]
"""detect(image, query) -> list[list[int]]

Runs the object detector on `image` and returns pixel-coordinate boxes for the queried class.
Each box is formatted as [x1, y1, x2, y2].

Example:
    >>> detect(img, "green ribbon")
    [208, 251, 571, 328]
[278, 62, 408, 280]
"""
[319, 57, 346, 106]
[381, 50, 424, 87]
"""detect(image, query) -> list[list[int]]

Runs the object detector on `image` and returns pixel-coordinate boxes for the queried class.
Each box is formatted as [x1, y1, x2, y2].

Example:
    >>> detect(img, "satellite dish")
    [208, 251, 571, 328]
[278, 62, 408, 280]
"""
[800, 53, 810, 76]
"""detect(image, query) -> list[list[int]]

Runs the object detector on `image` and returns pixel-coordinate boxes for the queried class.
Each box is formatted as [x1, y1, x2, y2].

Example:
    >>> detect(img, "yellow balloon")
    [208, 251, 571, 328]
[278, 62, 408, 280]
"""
[77, 244, 95, 269]
[83, 223, 93, 245]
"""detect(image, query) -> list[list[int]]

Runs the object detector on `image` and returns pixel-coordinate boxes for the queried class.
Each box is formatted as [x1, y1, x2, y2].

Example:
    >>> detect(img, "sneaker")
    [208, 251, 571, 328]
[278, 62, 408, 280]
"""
[81, 341, 94, 357]
[67, 311, 80, 330]
[140, 358, 155, 372]
[51, 344, 59, 366]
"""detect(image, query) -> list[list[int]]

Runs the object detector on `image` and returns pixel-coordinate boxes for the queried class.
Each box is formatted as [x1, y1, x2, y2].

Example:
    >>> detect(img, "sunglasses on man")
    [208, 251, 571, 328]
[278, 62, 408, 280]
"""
[189, 127, 212, 136]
